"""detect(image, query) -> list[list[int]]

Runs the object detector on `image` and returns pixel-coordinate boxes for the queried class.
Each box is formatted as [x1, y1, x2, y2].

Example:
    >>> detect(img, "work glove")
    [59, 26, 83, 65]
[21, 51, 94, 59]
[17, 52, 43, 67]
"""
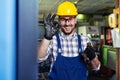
[44, 13, 60, 40]
[84, 44, 96, 61]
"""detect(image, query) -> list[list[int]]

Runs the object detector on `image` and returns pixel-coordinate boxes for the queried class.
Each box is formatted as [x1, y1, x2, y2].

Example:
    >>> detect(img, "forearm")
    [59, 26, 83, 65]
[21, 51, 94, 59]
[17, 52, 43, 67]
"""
[37, 38, 51, 58]
[90, 56, 101, 71]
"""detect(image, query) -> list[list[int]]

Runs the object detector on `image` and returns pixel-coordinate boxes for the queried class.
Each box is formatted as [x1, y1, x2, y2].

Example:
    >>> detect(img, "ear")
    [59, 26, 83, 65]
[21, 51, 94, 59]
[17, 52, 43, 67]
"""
[74, 17, 77, 24]
[58, 17, 61, 22]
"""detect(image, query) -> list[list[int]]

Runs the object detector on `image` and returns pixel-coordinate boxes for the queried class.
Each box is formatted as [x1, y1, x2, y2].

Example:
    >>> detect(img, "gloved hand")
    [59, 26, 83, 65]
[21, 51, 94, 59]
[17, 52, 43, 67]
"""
[44, 13, 60, 40]
[84, 44, 96, 61]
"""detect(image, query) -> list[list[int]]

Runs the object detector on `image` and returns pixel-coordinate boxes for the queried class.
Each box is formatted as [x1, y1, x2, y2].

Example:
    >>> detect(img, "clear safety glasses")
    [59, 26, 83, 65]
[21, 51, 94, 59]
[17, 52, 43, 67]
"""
[59, 16, 76, 22]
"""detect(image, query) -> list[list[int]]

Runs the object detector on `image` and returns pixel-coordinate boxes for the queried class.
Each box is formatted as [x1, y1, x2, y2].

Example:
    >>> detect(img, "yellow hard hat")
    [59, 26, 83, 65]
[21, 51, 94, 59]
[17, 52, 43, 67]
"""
[57, 1, 78, 16]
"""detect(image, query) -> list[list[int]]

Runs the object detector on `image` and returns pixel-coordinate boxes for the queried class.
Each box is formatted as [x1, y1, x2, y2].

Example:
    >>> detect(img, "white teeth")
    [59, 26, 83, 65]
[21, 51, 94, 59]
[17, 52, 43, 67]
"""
[65, 28, 70, 31]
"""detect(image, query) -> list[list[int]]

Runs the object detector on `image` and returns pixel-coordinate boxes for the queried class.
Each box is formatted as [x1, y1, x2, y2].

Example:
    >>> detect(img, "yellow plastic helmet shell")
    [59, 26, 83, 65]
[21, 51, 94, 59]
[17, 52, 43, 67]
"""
[57, 1, 78, 16]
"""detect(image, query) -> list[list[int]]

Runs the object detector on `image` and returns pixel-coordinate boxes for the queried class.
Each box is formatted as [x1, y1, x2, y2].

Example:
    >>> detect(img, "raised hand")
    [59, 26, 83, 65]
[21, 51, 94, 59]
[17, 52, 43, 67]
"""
[44, 13, 60, 40]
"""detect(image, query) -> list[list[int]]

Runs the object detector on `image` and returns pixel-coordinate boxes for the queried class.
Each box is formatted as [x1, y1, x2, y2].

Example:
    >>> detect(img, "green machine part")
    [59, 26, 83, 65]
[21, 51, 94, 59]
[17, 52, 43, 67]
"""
[102, 45, 112, 67]
[107, 49, 116, 70]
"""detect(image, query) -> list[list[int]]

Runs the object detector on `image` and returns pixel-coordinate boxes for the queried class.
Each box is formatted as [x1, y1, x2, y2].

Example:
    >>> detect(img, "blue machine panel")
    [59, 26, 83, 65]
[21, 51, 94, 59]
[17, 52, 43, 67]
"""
[0, 0, 16, 80]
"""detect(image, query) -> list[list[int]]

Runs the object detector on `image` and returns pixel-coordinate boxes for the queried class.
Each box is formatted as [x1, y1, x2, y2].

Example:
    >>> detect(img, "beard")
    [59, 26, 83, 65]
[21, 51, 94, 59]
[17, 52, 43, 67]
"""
[61, 26, 75, 35]
[62, 29, 73, 35]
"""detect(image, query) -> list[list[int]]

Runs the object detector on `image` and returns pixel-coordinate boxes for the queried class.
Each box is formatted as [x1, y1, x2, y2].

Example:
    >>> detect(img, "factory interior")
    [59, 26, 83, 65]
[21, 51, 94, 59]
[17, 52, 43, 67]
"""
[37, 0, 119, 80]
[1, 0, 120, 80]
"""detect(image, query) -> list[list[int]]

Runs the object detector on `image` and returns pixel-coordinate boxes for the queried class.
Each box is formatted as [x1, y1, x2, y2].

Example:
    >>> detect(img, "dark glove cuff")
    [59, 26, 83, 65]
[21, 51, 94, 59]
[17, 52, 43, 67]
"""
[88, 54, 96, 61]
[44, 35, 52, 40]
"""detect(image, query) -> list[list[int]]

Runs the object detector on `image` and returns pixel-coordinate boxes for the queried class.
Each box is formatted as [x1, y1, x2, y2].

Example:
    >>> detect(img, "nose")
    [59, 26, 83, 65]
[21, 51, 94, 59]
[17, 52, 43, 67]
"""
[64, 20, 70, 25]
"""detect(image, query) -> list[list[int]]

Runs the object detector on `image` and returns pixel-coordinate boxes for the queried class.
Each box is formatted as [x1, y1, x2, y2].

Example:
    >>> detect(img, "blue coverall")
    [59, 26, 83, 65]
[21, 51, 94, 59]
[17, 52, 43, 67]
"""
[49, 34, 87, 80]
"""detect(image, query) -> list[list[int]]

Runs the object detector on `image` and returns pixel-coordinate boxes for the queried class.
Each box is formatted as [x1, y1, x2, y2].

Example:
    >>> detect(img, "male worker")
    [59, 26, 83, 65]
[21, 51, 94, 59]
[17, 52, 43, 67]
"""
[38, 1, 100, 80]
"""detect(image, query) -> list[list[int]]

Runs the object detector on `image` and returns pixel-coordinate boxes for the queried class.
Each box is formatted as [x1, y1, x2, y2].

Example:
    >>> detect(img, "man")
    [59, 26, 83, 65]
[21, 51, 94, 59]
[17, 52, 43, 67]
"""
[38, 1, 100, 80]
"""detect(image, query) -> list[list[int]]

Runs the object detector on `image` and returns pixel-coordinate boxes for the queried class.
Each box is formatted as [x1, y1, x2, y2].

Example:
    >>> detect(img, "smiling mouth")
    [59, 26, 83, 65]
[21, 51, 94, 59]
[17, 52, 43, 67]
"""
[65, 27, 70, 30]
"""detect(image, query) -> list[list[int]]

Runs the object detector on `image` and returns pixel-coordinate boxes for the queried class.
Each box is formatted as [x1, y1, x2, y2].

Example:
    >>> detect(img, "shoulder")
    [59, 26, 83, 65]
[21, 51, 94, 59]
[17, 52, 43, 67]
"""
[79, 35, 91, 51]
[80, 35, 90, 41]
[52, 34, 60, 40]
[80, 35, 91, 46]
